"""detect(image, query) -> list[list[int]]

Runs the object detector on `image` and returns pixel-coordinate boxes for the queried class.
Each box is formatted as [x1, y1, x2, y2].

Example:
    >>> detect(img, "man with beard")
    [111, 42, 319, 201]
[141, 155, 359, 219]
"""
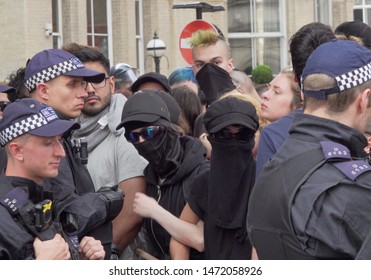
[117, 90, 210, 259]
[62, 44, 148, 259]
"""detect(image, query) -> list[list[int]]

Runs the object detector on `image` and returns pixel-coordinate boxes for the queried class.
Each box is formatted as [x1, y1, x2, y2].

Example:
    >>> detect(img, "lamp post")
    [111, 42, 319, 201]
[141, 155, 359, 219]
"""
[172, 2, 225, 20]
[146, 32, 166, 73]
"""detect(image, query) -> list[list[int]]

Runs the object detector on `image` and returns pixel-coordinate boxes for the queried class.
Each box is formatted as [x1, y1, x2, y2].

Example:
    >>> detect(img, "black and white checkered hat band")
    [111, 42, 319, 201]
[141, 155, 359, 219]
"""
[335, 62, 371, 91]
[0, 113, 48, 145]
[25, 59, 80, 91]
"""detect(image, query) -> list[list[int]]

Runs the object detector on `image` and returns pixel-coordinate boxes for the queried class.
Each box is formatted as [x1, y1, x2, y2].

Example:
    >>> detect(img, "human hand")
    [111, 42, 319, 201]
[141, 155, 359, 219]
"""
[133, 192, 159, 218]
[34, 233, 70, 260]
[199, 133, 211, 160]
[79, 236, 105, 260]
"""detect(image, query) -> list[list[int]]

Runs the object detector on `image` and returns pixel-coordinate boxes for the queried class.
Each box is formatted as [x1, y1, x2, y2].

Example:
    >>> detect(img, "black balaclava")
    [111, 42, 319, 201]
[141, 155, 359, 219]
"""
[196, 63, 235, 106]
[132, 119, 183, 179]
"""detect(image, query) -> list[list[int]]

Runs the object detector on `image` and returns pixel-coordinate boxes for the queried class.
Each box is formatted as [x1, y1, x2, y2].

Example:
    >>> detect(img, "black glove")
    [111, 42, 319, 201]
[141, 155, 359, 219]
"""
[96, 185, 124, 223]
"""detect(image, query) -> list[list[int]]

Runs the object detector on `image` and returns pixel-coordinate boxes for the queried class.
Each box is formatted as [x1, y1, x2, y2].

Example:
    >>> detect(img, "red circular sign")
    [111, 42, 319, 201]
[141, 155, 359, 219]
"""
[179, 20, 218, 65]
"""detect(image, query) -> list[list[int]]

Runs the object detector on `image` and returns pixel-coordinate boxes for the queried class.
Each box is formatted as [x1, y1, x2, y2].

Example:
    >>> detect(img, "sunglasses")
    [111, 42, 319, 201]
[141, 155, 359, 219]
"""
[126, 126, 164, 143]
[209, 127, 254, 142]
[0, 101, 10, 112]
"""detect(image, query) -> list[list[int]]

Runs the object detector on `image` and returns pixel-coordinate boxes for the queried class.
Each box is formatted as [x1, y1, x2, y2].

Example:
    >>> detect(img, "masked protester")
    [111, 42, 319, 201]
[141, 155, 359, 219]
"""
[196, 63, 236, 106]
[170, 96, 259, 259]
[116, 90, 209, 259]
[193, 63, 236, 138]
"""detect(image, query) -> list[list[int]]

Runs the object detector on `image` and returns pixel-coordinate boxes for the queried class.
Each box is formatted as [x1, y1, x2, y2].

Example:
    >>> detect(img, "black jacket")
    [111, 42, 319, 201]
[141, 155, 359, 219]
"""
[248, 114, 371, 259]
[143, 136, 209, 259]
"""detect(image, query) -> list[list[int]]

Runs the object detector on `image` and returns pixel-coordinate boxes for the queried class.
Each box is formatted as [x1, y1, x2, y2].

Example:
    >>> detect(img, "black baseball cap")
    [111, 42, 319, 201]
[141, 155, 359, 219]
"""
[203, 96, 259, 134]
[116, 90, 171, 130]
[335, 21, 371, 49]
[130, 72, 172, 94]
[0, 85, 15, 94]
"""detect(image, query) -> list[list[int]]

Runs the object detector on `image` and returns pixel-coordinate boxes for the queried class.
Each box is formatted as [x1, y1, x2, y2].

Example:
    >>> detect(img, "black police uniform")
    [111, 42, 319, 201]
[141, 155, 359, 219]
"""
[248, 113, 371, 259]
[55, 114, 115, 259]
[0, 175, 114, 259]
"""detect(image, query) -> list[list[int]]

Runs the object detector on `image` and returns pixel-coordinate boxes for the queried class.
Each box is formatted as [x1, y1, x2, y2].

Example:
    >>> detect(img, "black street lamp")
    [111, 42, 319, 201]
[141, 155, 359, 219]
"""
[146, 32, 166, 73]
[172, 2, 225, 20]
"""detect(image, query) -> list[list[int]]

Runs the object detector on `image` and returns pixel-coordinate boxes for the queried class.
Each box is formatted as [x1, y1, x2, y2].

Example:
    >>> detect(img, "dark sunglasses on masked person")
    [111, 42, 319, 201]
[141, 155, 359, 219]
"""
[209, 127, 254, 142]
[126, 126, 164, 143]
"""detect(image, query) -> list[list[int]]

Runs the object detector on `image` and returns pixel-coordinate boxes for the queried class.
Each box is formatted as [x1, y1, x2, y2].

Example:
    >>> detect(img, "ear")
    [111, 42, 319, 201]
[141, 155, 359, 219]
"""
[358, 88, 371, 114]
[8, 141, 24, 162]
[109, 76, 115, 95]
[227, 58, 234, 73]
[367, 136, 371, 148]
[35, 83, 50, 102]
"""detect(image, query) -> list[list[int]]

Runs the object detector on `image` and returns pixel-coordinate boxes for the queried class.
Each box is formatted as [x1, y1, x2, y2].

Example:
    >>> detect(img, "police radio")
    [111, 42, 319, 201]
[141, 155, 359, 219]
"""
[71, 137, 88, 164]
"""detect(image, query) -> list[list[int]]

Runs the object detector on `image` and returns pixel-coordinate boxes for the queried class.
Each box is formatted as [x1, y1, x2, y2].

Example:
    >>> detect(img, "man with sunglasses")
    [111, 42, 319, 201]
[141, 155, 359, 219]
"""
[62, 44, 148, 259]
[117, 90, 210, 260]
[24, 48, 124, 259]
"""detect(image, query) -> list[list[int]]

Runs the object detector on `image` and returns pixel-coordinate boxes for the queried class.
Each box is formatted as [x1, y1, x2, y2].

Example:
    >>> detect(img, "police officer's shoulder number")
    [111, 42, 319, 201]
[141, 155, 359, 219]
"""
[320, 141, 371, 181]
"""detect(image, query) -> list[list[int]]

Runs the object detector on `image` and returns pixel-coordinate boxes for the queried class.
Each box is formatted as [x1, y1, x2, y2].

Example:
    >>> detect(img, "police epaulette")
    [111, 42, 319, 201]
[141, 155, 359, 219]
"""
[320, 141, 351, 160]
[0, 187, 29, 215]
[320, 141, 371, 180]
[333, 160, 371, 181]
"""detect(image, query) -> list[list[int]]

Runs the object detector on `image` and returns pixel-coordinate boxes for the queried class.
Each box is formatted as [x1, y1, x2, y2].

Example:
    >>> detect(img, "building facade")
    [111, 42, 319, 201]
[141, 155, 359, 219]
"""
[0, 0, 366, 82]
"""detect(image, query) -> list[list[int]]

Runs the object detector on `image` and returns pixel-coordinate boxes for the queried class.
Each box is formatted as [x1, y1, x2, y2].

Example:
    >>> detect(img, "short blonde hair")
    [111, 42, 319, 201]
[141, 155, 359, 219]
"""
[189, 30, 231, 58]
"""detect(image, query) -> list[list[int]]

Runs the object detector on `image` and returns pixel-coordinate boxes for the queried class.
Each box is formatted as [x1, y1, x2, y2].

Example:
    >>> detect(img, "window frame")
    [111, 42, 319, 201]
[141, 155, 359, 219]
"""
[227, 0, 287, 74]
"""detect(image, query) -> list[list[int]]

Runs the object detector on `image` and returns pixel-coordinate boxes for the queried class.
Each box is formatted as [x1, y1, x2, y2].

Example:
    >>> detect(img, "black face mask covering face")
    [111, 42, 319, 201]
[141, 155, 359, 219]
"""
[207, 137, 255, 241]
[134, 128, 183, 179]
[196, 63, 235, 106]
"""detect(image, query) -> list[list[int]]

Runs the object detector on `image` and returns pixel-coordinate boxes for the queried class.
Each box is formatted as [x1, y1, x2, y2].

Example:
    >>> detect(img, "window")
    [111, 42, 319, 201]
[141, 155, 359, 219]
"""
[136, 0, 144, 76]
[315, 0, 332, 25]
[52, 0, 62, 48]
[227, 0, 286, 75]
[354, 0, 371, 24]
[87, 0, 112, 61]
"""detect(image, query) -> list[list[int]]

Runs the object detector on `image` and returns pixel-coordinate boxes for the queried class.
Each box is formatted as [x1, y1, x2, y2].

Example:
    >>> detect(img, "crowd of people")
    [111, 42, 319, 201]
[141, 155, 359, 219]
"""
[1, 19, 371, 260]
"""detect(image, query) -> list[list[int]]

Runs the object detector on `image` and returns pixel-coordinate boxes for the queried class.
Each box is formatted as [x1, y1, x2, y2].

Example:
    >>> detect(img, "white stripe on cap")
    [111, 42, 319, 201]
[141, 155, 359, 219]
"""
[25, 58, 81, 91]
[336, 62, 371, 92]
[0, 113, 48, 145]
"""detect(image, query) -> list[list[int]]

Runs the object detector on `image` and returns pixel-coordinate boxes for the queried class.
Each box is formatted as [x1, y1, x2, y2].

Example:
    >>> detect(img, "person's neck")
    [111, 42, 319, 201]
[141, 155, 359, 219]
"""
[304, 106, 356, 129]
[5, 166, 44, 185]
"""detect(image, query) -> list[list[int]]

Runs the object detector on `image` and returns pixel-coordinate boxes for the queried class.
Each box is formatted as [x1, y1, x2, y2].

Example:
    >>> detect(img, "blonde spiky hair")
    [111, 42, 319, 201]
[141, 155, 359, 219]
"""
[189, 29, 231, 58]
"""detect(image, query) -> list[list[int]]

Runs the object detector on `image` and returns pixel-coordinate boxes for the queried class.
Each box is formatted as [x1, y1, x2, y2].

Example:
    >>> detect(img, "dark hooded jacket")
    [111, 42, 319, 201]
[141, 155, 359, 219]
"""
[143, 135, 209, 259]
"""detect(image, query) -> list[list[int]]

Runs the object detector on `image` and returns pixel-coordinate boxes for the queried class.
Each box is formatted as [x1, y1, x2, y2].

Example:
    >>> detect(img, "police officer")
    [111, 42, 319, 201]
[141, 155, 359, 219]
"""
[248, 40, 371, 259]
[0, 98, 113, 259]
[23, 48, 123, 259]
[110, 63, 138, 98]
